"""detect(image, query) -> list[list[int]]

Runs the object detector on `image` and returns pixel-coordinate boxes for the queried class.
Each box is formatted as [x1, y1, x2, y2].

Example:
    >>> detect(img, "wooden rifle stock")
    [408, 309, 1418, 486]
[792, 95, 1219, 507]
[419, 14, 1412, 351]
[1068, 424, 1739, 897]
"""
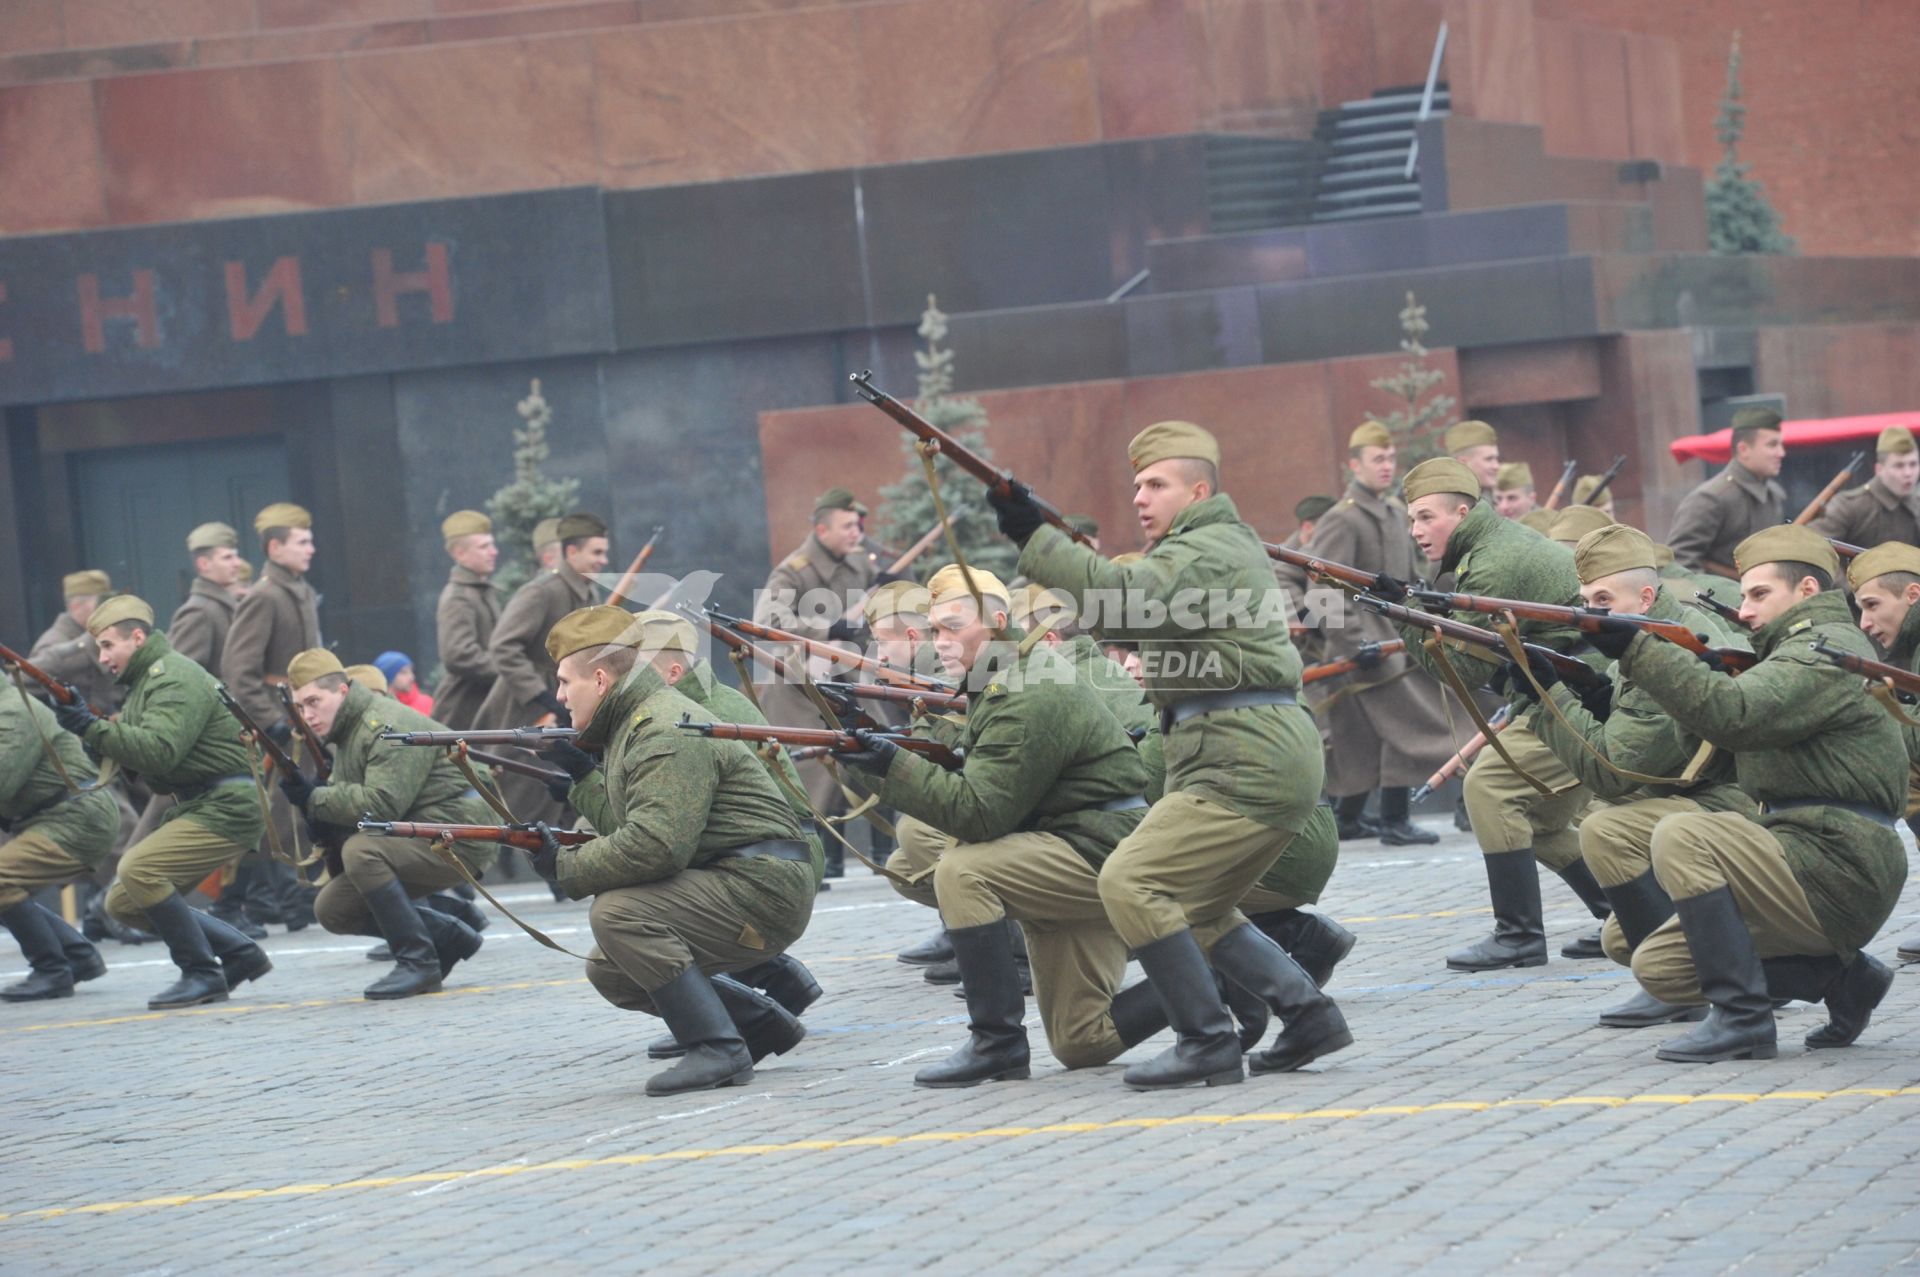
[0, 641, 110, 716]
[1542, 459, 1580, 512]
[703, 605, 954, 692]
[1301, 640, 1407, 685]
[1812, 639, 1920, 697]
[606, 525, 666, 607]
[1410, 705, 1513, 802]
[1360, 595, 1611, 690]
[465, 747, 569, 785]
[848, 370, 1093, 547]
[1829, 538, 1864, 560]
[885, 523, 949, 577]
[1794, 450, 1868, 525]
[379, 727, 578, 746]
[1693, 589, 1744, 625]
[1263, 542, 1385, 592]
[217, 686, 300, 776]
[356, 819, 593, 850]
[1578, 455, 1628, 506]
[675, 715, 966, 771]
[815, 679, 966, 714]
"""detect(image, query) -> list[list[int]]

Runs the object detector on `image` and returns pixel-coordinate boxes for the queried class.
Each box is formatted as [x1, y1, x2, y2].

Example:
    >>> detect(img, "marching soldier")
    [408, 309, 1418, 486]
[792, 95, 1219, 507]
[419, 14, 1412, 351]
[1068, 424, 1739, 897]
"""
[1846, 540, 1920, 959]
[1310, 422, 1454, 845]
[1597, 526, 1903, 1060]
[1444, 420, 1502, 500]
[997, 420, 1351, 1088]
[432, 510, 501, 730]
[281, 650, 490, 999]
[1521, 525, 1755, 1028]
[168, 524, 244, 669]
[223, 502, 324, 931]
[1493, 463, 1538, 521]
[474, 511, 606, 836]
[0, 695, 118, 1000]
[1666, 406, 1786, 576]
[1808, 425, 1920, 550]
[53, 597, 271, 1009]
[537, 606, 816, 1096]
[1388, 458, 1614, 970]
[752, 488, 879, 872]
[30, 570, 120, 715]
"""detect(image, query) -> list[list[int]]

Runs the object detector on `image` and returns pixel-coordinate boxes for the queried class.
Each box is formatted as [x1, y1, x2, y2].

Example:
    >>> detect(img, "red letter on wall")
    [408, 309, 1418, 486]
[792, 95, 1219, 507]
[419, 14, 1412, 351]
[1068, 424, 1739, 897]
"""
[372, 244, 453, 328]
[78, 270, 160, 353]
[227, 257, 308, 340]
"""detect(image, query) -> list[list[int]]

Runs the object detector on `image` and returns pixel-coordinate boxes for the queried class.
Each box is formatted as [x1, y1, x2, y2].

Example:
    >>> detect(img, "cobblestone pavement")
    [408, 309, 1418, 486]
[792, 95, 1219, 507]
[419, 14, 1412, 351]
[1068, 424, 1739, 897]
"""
[5, 818, 1919, 1276]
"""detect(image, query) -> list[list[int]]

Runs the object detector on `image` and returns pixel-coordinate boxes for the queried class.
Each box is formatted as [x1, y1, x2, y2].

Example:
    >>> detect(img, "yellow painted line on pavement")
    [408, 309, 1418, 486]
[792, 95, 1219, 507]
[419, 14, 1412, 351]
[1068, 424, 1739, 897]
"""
[4, 1085, 1917, 1223]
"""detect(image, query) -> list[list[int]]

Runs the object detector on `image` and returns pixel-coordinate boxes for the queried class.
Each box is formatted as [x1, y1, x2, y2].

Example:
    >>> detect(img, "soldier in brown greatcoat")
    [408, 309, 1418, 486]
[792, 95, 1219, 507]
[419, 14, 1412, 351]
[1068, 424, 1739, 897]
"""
[168, 523, 244, 670]
[29, 570, 121, 715]
[431, 510, 501, 731]
[1309, 422, 1457, 845]
[1665, 406, 1787, 577]
[750, 488, 878, 879]
[1809, 425, 1920, 550]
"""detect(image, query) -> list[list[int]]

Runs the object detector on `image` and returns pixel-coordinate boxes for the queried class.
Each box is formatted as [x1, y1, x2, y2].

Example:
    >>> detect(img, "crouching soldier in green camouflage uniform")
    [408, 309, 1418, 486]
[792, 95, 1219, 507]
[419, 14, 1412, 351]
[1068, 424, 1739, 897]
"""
[584, 610, 825, 1062]
[1391, 457, 1614, 970]
[1848, 541, 1920, 960]
[997, 421, 1350, 1089]
[540, 606, 816, 1097]
[839, 566, 1159, 1086]
[279, 649, 492, 1000]
[1517, 525, 1755, 1029]
[1598, 527, 1905, 1061]
[52, 597, 271, 1009]
[0, 694, 119, 1000]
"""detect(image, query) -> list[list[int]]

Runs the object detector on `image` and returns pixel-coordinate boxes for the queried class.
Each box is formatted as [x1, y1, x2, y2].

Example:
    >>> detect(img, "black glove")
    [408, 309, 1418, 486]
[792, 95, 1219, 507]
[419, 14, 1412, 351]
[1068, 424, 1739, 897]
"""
[826, 615, 869, 644]
[838, 729, 899, 775]
[1573, 673, 1616, 722]
[51, 693, 97, 737]
[265, 719, 293, 747]
[526, 822, 563, 883]
[535, 691, 568, 722]
[1502, 647, 1561, 704]
[1353, 642, 1386, 671]
[1587, 620, 1637, 661]
[1370, 573, 1409, 604]
[873, 569, 912, 587]
[306, 817, 351, 846]
[278, 768, 316, 813]
[987, 481, 1044, 547]
[543, 737, 598, 781]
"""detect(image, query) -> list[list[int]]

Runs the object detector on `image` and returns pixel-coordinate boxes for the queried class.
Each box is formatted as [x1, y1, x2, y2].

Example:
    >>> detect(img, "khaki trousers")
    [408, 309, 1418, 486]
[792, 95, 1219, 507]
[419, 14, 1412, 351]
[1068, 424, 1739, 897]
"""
[932, 829, 1133, 1069]
[1098, 791, 1294, 951]
[585, 867, 809, 1011]
[884, 815, 948, 910]
[1462, 719, 1587, 869]
[313, 834, 469, 936]
[0, 830, 92, 912]
[1632, 811, 1834, 1007]
[105, 817, 251, 927]
[1579, 796, 1705, 965]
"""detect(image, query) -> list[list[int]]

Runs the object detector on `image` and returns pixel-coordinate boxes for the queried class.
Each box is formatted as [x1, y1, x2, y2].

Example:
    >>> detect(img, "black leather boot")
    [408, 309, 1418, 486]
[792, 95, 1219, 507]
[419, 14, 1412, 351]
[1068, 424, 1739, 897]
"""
[1376, 786, 1438, 846]
[1, 902, 76, 1001]
[209, 894, 267, 940]
[1334, 792, 1380, 841]
[362, 881, 443, 1000]
[1655, 887, 1777, 1063]
[423, 892, 489, 932]
[1897, 929, 1920, 963]
[736, 953, 822, 1016]
[196, 910, 273, 988]
[897, 928, 954, 966]
[1121, 930, 1244, 1090]
[415, 902, 483, 978]
[42, 905, 106, 983]
[1109, 980, 1168, 1048]
[645, 966, 755, 1096]
[1766, 952, 1894, 1049]
[1249, 908, 1355, 987]
[1209, 924, 1353, 1075]
[366, 943, 393, 961]
[1447, 849, 1547, 971]
[142, 892, 230, 1010]
[1552, 859, 1612, 959]
[89, 892, 155, 945]
[712, 974, 807, 1063]
[1595, 870, 1696, 1027]
[916, 921, 1032, 1088]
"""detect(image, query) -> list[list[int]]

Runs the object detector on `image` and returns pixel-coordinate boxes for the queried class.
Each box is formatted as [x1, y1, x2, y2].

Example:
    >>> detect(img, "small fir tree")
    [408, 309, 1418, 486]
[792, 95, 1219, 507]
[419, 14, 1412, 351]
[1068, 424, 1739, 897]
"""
[1706, 32, 1795, 255]
[486, 379, 581, 597]
[873, 297, 1019, 580]
[1367, 291, 1458, 465]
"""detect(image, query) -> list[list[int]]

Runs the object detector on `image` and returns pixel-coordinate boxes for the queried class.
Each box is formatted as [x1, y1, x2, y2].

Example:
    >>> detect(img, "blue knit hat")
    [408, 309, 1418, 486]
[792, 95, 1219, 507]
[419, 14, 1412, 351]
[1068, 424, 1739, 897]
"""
[373, 650, 412, 683]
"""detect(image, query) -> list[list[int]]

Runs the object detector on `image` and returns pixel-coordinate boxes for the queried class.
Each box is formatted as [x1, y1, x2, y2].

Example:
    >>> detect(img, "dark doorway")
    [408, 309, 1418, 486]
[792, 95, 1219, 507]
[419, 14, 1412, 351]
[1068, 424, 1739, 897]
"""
[69, 436, 289, 613]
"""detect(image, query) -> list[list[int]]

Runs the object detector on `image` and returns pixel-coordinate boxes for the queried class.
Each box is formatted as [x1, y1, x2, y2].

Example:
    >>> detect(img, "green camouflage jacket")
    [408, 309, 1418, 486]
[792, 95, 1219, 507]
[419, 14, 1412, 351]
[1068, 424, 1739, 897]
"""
[0, 693, 120, 865]
[679, 662, 825, 887]
[1253, 801, 1337, 904]
[307, 681, 497, 873]
[1620, 591, 1908, 958]
[82, 634, 262, 849]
